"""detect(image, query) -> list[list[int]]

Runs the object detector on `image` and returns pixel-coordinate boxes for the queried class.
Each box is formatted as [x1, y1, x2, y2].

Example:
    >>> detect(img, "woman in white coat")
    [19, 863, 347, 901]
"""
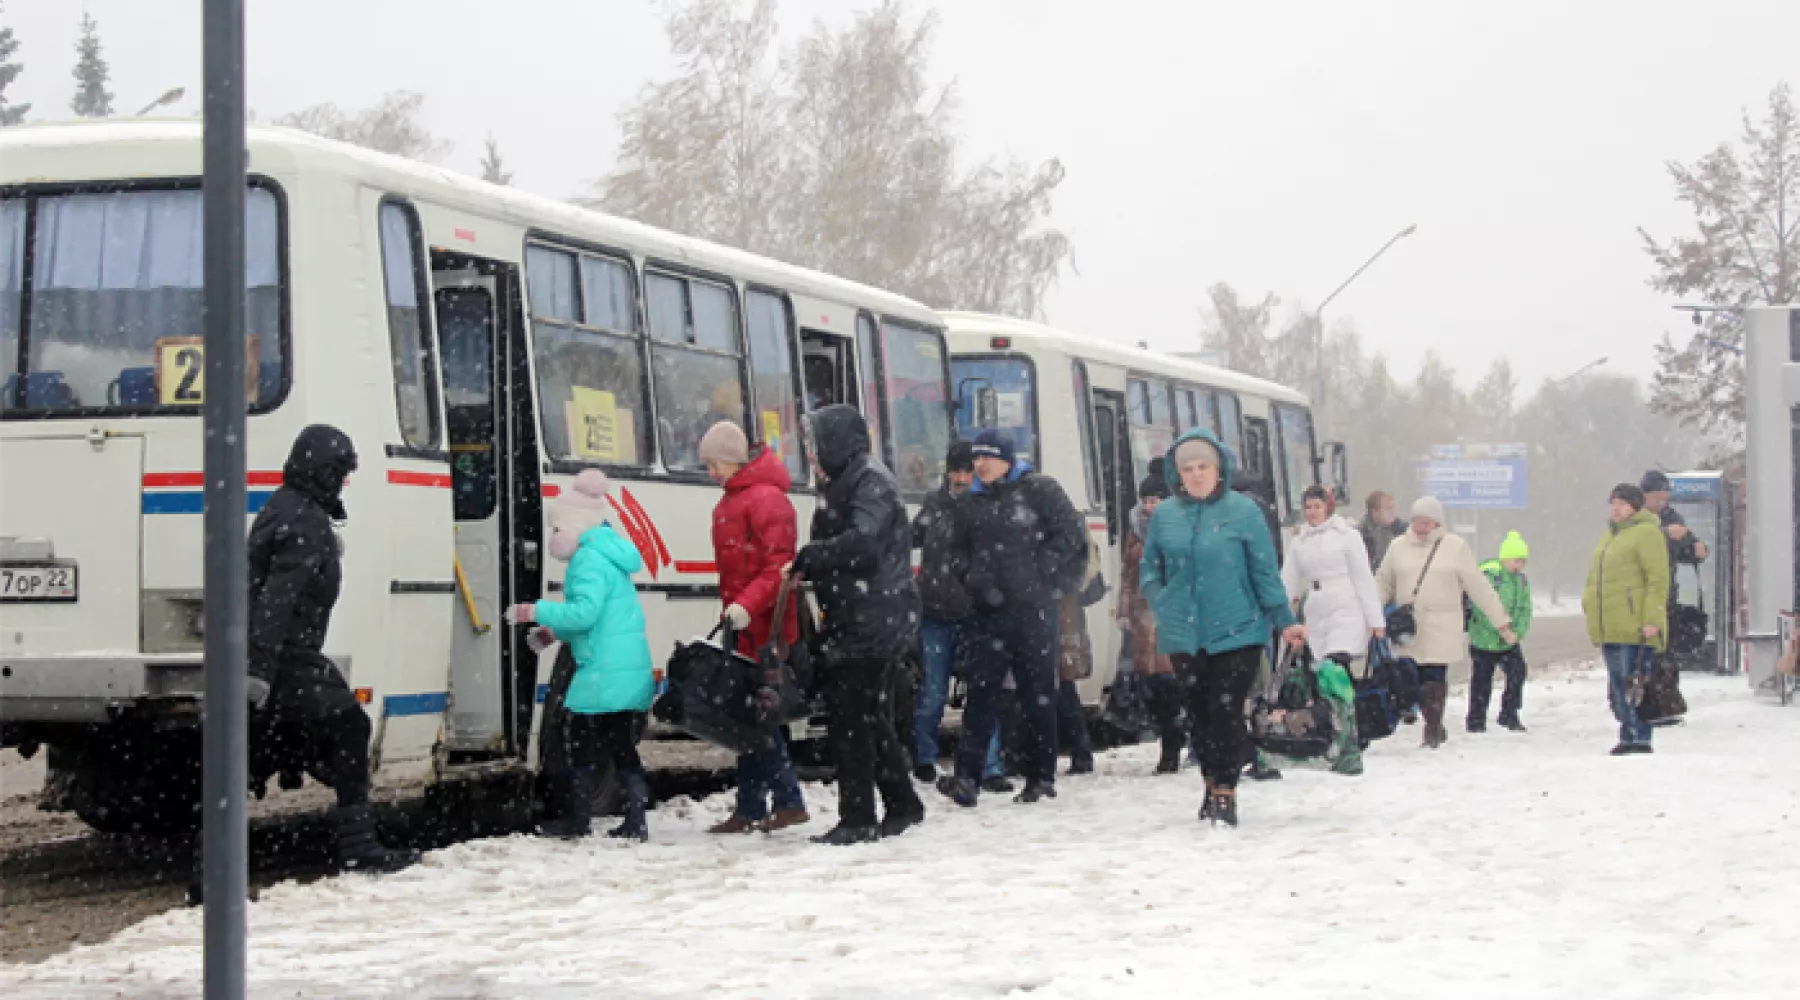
[1376, 496, 1515, 749]
[1274, 485, 1386, 775]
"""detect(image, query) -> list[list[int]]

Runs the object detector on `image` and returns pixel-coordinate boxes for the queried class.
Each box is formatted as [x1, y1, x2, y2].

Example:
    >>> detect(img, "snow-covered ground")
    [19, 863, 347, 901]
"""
[7, 670, 1799, 1000]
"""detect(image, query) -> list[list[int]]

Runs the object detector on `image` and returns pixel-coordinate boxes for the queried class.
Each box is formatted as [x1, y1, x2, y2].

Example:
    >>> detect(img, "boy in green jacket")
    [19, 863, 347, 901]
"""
[1467, 531, 1534, 732]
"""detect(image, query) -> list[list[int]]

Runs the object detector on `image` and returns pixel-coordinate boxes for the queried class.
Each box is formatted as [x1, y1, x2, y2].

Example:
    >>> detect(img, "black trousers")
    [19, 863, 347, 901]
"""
[956, 604, 1060, 785]
[1172, 646, 1262, 789]
[1467, 648, 1527, 724]
[1057, 680, 1093, 766]
[563, 710, 645, 774]
[263, 650, 371, 808]
[826, 656, 922, 827]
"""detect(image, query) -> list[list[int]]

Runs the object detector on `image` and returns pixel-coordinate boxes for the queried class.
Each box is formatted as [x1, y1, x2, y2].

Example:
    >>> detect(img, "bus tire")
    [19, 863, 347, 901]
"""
[67, 723, 204, 837]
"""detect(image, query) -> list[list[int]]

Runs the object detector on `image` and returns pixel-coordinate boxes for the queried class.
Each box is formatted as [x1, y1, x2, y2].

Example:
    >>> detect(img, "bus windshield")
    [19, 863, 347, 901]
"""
[1273, 402, 1317, 514]
[952, 356, 1036, 467]
[2, 185, 284, 414]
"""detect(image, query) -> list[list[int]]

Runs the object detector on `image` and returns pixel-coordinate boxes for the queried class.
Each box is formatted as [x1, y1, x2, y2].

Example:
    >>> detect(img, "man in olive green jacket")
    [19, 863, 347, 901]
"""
[1582, 484, 1671, 755]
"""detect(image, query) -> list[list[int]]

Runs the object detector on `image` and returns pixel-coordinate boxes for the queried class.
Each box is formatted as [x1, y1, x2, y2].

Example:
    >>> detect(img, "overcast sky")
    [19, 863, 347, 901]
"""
[6, 0, 1796, 394]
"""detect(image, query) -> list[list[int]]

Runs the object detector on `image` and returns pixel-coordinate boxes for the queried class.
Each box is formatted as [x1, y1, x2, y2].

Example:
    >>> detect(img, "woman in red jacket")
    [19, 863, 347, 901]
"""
[700, 421, 810, 834]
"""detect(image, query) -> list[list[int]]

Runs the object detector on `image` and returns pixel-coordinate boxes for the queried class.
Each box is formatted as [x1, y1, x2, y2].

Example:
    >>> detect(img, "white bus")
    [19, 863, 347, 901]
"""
[944, 313, 1346, 711]
[0, 121, 955, 834]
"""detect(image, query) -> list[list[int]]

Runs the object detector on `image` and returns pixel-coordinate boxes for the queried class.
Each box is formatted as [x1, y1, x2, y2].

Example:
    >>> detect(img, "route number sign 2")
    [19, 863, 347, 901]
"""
[154, 337, 262, 406]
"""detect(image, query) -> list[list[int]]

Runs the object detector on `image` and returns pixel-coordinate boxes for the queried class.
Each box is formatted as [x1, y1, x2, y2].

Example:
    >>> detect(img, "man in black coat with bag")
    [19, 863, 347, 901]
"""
[937, 429, 1086, 807]
[788, 405, 927, 845]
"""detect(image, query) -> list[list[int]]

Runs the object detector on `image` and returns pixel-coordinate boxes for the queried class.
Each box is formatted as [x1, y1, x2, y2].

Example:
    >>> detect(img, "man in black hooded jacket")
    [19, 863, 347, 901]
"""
[247, 425, 416, 874]
[789, 404, 927, 845]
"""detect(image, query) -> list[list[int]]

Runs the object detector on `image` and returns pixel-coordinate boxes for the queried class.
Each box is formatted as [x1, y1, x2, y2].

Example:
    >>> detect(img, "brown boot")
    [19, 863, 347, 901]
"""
[708, 815, 759, 835]
[1420, 681, 1449, 749]
[757, 808, 810, 833]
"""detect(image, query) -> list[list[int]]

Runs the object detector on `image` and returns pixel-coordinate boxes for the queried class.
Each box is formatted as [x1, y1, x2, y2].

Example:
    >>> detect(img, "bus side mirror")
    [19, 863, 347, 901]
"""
[1324, 441, 1349, 502]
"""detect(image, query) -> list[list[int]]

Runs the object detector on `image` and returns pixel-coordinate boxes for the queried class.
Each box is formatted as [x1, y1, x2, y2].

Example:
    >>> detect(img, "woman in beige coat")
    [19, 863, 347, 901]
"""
[1376, 497, 1516, 748]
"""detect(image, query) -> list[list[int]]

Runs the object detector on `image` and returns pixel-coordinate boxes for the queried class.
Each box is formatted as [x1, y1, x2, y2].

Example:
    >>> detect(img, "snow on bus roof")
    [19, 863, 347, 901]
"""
[941, 310, 1310, 407]
[0, 119, 940, 328]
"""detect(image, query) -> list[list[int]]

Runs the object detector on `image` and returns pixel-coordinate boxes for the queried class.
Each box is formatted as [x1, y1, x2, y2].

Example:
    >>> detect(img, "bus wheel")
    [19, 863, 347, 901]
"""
[67, 723, 204, 837]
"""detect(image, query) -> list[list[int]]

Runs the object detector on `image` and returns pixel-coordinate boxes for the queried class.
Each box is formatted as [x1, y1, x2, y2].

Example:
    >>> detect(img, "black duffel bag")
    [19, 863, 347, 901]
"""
[754, 576, 819, 726]
[656, 623, 773, 754]
[1250, 646, 1337, 761]
[1352, 639, 1411, 747]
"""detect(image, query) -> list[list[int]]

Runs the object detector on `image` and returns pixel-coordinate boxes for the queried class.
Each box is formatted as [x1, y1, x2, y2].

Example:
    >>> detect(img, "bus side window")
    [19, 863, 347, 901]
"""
[525, 244, 650, 468]
[378, 201, 442, 451]
[646, 271, 749, 473]
[745, 289, 806, 483]
[855, 314, 888, 465]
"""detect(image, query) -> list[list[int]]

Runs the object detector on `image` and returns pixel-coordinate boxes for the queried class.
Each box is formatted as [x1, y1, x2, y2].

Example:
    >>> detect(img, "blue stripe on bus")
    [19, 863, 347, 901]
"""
[383, 692, 449, 717]
[142, 491, 276, 515]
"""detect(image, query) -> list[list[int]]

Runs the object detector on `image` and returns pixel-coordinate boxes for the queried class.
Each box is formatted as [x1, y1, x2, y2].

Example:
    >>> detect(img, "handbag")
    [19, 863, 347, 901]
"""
[755, 576, 819, 725]
[1250, 645, 1337, 760]
[1385, 538, 1443, 643]
[658, 621, 772, 753]
[1351, 638, 1406, 746]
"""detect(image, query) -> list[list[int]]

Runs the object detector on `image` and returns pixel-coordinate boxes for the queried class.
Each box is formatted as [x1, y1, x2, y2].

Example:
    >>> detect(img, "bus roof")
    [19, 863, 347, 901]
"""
[941, 311, 1310, 407]
[0, 119, 942, 330]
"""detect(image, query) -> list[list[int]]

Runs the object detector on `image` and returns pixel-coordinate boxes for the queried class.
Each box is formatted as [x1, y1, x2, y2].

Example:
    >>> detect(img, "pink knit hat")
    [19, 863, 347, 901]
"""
[551, 468, 611, 536]
[697, 421, 750, 466]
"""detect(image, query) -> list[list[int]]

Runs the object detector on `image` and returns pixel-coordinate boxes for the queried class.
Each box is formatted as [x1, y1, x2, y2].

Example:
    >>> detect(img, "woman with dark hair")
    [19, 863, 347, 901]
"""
[1140, 429, 1306, 826]
[1117, 470, 1184, 774]
[1272, 484, 1386, 775]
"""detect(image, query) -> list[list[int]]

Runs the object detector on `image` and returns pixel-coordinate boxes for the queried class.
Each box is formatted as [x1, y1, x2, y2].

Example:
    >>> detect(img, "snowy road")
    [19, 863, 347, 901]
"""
[6, 668, 1798, 999]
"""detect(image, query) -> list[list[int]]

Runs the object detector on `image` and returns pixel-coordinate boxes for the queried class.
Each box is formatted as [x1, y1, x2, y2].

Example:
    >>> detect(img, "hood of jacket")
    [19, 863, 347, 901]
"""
[282, 424, 357, 521]
[1294, 514, 1358, 542]
[808, 404, 870, 481]
[1161, 426, 1235, 503]
[580, 523, 644, 576]
[725, 444, 791, 496]
[968, 457, 1032, 494]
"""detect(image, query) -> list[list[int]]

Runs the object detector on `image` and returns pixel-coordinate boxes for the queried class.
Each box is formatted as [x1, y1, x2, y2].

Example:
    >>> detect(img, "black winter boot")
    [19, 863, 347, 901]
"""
[1156, 736, 1184, 774]
[811, 823, 881, 846]
[607, 768, 649, 842]
[333, 804, 420, 873]
[538, 766, 595, 839]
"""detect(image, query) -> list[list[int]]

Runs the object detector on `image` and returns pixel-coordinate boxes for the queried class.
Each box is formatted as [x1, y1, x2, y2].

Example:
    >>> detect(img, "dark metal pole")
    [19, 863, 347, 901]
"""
[201, 0, 248, 995]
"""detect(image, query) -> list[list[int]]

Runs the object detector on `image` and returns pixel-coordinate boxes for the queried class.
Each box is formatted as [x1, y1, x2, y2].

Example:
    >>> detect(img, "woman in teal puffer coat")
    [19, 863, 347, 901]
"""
[509, 469, 655, 840]
[1141, 427, 1305, 827]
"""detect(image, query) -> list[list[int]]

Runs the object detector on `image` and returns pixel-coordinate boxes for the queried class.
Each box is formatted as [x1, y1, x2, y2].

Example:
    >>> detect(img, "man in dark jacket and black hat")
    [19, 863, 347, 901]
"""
[789, 404, 927, 845]
[247, 425, 417, 873]
[937, 429, 1086, 806]
[909, 441, 1011, 789]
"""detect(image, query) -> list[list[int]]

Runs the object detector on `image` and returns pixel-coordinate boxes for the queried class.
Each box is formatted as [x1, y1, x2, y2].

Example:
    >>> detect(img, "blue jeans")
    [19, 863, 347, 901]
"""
[1603, 643, 1655, 747]
[916, 618, 1004, 778]
[733, 725, 805, 820]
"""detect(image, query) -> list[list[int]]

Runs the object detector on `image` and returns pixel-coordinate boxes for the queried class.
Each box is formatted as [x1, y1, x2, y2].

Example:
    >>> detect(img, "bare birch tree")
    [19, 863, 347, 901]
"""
[276, 90, 452, 163]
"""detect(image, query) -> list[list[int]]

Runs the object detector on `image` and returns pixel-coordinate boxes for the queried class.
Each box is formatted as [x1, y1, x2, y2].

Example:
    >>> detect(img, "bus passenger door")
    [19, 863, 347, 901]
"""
[431, 253, 542, 762]
[433, 280, 507, 755]
[1238, 415, 1285, 558]
[801, 329, 858, 412]
[1092, 391, 1127, 545]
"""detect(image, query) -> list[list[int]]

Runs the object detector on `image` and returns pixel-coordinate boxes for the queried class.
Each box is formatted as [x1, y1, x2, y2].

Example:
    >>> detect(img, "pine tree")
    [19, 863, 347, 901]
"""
[69, 12, 112, 118]
[479, 134, 512, 185]
[0, 2, 29, 126]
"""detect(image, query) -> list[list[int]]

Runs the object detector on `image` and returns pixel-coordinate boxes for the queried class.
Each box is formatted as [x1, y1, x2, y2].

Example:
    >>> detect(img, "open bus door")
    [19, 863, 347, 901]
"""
[1092, 390, 1129, 547]
[431, 252, 542, 764]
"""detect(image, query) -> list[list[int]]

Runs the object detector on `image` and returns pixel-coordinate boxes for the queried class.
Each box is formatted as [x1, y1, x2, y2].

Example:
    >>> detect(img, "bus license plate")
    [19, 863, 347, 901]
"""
[0, 564, 78, 602]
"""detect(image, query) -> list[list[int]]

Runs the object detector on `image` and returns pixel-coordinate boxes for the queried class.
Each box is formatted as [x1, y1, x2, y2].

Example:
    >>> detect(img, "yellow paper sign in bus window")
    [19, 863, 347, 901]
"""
[761, 409, 784, 455]
[153, 336, 261, 406]
[569, 386, 620, 462]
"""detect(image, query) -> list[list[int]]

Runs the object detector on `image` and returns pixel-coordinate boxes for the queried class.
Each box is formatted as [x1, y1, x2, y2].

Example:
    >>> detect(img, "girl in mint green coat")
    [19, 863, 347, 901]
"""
[509, 469, 654, 839]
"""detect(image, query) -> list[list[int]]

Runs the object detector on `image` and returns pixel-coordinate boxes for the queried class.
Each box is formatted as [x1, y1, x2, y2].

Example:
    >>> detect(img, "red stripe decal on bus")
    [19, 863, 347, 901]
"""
[1088, 520, 1109, 532]
[144, 472, 284, 488]
[673, 561, 717, 574]
[607, 495, 659, 580]
[541, 483, 562, 498]
[620, 488, 672, 568]
[387, 470, 452, 489]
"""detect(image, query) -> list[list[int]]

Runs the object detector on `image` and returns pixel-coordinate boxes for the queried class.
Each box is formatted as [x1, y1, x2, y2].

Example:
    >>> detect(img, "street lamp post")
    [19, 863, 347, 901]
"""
[136, 87, 186, 116]
[1310, 224, 1418, 422]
